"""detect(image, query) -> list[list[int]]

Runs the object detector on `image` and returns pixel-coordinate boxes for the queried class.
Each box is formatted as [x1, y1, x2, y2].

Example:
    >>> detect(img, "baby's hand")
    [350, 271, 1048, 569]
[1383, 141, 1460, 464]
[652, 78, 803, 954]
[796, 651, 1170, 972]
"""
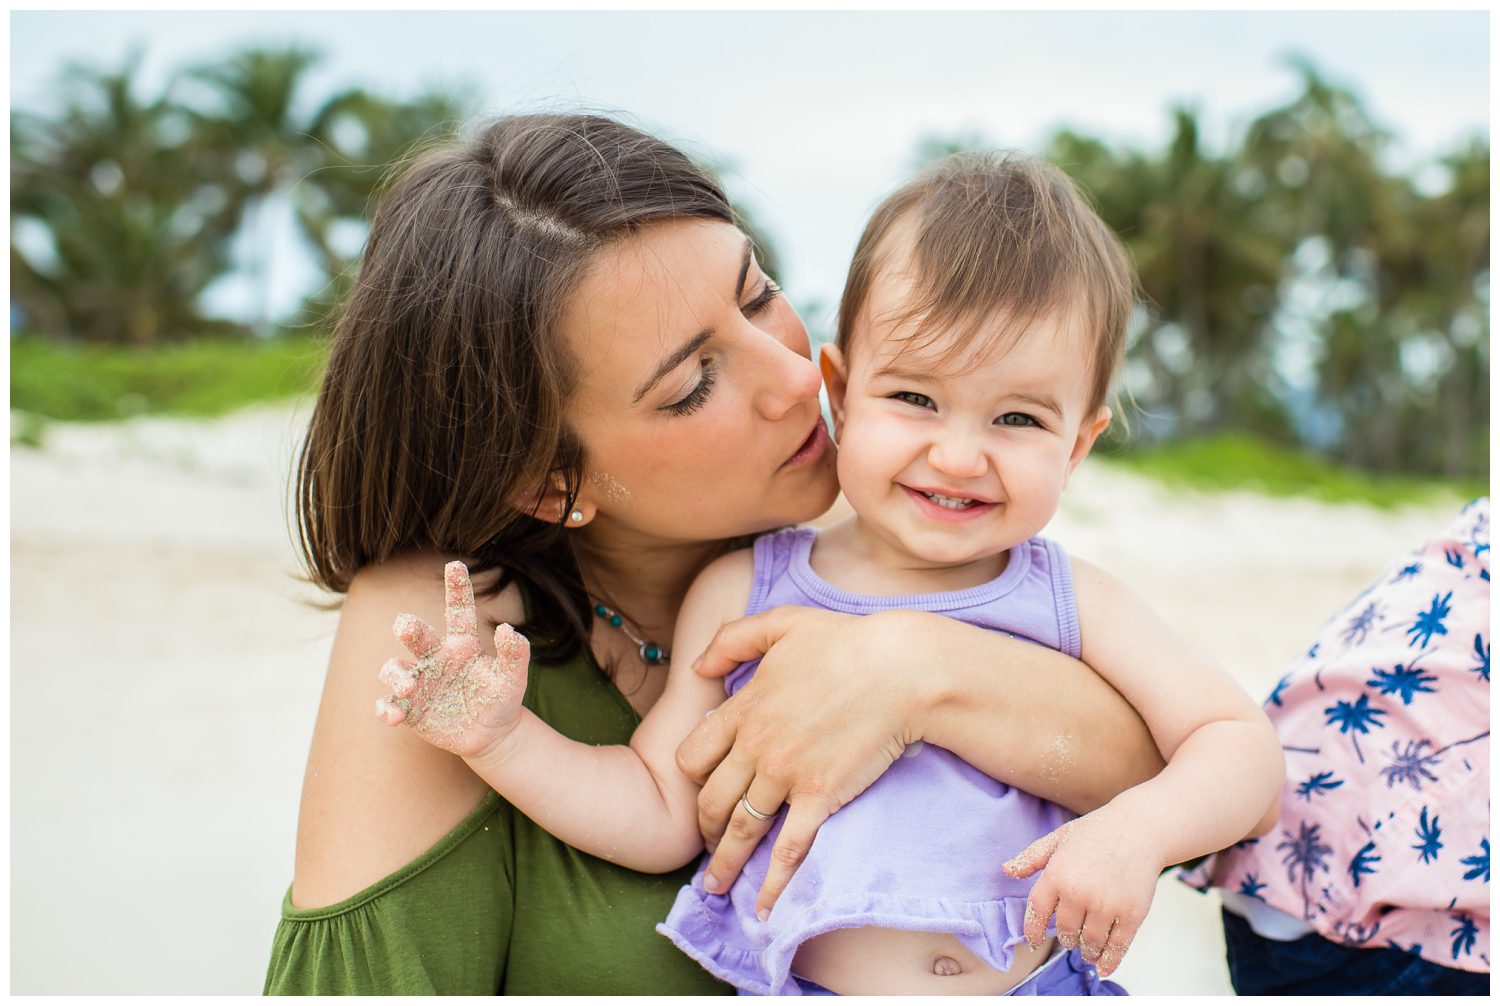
[375, 560, 530, 760]
[1002, 806, 1163, 978]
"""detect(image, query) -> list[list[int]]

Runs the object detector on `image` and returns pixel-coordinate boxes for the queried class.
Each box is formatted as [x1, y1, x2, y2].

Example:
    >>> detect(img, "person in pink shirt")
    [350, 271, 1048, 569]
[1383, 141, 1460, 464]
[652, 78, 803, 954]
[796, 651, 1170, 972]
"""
[1182, 497, 1489, 994]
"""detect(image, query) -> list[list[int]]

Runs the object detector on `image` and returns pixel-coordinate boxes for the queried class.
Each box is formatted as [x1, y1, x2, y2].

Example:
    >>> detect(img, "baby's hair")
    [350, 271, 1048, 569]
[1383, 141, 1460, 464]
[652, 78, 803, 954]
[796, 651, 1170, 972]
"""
[836, 151, 1135, 413]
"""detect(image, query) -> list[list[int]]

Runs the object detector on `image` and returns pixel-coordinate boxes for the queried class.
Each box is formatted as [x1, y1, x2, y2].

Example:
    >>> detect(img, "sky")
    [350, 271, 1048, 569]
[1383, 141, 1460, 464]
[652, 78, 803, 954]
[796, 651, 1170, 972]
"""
[10, 10, 1491, 329]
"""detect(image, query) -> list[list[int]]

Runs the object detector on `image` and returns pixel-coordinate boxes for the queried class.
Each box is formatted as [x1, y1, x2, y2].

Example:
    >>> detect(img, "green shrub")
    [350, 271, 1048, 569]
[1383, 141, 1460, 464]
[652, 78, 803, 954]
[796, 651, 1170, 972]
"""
[1101, 433, 1485, 509]
[10, 335, 329, 421]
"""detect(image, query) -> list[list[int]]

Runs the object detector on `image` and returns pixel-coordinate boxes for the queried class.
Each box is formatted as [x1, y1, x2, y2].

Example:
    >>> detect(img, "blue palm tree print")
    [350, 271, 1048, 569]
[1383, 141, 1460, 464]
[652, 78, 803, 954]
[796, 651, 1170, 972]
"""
[1472, 634, 1489, 682]
[1367, 663, 1438, 705]
[1347, 841, 1381, 888]
[1379, 739, 1442, 790]
[1412, 807, 1443, 864]
[1444, 547, 1465, 569]
[1278, 821, 1333, 915]
[1450, 913, 1478, 959]
[1461, 839, 1489, 883]
[1237, 873, 1267, 900]
[1267, 673, 1291, 708]
[1393, 561, 1422, 582]
[1341, 602, 1381, 646]
[1324, 693, 1388, 761]
[1406, 591, 1453, 649]
[1295, 771, 1344, 801]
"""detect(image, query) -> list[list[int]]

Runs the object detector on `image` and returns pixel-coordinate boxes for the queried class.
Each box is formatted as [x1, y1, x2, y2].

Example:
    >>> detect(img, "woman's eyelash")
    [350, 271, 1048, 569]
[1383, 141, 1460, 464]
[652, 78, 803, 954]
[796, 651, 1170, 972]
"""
[892, 391, 934, 409]
[664, 358, 717, 416]
[742, 280, 781, 315]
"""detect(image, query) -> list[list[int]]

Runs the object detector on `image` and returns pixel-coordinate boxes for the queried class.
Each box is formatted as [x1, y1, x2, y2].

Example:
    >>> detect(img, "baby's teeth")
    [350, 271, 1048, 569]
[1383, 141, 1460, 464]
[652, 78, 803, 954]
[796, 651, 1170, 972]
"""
[923, 491, 973, 510]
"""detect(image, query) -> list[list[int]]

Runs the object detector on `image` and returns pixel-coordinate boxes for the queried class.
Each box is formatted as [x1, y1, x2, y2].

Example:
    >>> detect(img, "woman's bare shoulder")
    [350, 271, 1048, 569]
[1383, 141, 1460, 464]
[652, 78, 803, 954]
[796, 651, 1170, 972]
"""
[289, 551, 523, 908]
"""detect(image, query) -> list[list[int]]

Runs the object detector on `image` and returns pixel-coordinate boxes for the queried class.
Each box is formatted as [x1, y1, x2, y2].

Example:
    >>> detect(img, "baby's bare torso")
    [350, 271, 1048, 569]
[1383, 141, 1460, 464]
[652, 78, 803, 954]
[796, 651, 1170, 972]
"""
[793, 926, 1057, 995]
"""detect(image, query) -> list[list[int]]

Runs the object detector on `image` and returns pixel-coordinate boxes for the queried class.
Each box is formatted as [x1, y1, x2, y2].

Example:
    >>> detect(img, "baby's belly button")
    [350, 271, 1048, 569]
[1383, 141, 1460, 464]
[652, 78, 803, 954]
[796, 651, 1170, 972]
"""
[792, 927, 1056, 995]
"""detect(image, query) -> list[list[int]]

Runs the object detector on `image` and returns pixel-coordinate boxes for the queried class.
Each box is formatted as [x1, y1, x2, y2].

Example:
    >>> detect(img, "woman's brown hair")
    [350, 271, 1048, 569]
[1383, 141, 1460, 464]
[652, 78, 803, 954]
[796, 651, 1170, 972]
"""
[295, 113, 735, 661]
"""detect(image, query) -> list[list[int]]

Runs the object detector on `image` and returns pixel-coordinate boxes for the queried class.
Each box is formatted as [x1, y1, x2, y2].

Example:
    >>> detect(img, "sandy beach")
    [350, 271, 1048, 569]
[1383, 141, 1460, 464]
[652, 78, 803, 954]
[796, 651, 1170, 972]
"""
[9, 402, 1474, 994]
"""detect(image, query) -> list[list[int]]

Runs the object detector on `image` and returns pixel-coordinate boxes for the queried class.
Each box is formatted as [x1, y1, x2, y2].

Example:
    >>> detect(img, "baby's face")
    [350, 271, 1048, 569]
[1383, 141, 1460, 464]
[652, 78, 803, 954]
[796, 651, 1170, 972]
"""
[824, 270, 1110, 572]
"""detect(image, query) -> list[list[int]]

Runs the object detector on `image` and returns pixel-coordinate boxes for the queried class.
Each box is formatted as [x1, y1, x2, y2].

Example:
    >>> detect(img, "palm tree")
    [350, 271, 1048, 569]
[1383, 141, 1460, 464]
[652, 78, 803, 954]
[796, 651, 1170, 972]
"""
[1048, 112, 1292, 441]
[11, 52, 241, 343]
[292, 86, 473, 320]
[186, 47, 330, 333]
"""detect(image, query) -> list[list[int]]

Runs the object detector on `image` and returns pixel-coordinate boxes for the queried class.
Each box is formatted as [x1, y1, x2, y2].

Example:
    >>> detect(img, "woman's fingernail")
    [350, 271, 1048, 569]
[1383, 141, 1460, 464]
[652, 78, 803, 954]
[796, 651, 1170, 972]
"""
[703, 875, 722, 894]
[756, 908, 769, 923]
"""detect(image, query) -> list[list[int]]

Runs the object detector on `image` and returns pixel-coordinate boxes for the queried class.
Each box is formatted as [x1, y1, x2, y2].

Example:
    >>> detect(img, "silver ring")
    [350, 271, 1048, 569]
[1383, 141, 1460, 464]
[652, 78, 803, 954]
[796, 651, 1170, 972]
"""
[739, 794, 777, 822]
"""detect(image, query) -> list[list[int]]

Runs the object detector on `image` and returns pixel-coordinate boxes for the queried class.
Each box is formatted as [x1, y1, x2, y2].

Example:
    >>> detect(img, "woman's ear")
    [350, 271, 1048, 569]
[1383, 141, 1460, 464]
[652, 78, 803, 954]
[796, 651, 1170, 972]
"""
[819, 343, 850, 441]
[512, 473, 592, 527]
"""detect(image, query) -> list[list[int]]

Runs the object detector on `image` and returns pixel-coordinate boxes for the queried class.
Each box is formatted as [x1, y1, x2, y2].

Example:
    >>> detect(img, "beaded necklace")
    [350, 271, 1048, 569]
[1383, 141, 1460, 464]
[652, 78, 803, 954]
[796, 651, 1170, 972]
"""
[591, 600, 670, 666]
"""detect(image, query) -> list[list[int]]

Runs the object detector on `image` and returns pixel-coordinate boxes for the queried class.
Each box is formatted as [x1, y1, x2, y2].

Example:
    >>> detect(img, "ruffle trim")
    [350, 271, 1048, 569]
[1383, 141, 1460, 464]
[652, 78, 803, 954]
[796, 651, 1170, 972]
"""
[657, 888, 1050, 996]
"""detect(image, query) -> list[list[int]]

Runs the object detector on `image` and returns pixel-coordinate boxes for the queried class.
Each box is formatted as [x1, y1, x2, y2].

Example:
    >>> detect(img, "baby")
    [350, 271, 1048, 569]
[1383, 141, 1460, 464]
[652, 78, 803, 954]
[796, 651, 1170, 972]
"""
[378, 152, 1285, 995]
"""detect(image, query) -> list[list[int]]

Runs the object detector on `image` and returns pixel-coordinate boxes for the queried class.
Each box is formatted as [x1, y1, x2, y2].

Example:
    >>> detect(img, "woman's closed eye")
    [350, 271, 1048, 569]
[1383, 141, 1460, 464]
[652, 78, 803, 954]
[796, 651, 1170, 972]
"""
[742, 279, 781, 316]
[664, 358, 717, 417]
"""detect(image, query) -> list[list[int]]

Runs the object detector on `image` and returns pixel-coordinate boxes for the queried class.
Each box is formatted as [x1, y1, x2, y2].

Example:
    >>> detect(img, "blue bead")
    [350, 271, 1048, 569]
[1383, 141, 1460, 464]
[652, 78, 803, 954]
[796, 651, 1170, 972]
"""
[595, 604, 608, 617]
[645, 646, 660, 661]
[610, 615, 623, 628]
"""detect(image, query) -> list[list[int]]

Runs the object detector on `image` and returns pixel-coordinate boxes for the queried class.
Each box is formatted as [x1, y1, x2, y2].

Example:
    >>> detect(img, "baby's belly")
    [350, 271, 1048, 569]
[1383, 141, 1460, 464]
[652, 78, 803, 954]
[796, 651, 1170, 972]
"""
[792, 926, 1058, 995]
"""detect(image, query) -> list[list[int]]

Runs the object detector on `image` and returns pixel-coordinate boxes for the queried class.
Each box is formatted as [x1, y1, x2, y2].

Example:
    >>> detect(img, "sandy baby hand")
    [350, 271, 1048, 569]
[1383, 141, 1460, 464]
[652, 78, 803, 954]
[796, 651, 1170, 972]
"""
[375, 561, 530, 759]
[1003, 808, 1161, 978]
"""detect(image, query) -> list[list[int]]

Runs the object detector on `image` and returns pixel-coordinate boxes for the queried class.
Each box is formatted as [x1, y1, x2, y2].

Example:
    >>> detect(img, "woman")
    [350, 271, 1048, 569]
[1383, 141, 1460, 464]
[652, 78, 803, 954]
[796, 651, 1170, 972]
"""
[264, 113, 1165, 994]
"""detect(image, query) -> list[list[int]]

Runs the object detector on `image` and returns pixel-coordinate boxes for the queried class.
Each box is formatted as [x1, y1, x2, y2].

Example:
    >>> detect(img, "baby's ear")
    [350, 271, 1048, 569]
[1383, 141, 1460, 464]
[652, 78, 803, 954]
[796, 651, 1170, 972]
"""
[819, 343, 850, 441]
[1065, 407, 1112, 484]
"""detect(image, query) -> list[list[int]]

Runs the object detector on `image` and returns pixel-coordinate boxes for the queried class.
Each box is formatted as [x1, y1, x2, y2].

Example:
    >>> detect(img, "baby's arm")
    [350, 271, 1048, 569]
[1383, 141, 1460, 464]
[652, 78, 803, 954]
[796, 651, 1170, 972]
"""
[380, 554, 752, 873]
[1006, 556, 1284, 975]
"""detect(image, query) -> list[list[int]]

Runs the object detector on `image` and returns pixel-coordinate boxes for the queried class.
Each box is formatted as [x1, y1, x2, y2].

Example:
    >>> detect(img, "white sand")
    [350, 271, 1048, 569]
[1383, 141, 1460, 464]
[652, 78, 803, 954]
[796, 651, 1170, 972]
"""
[9, 403, 1472, 994]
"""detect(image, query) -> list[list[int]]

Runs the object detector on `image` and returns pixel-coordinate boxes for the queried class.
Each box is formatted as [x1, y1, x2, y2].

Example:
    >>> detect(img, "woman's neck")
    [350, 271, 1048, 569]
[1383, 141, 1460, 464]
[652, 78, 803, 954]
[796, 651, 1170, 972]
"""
[573, 530, 727, 638]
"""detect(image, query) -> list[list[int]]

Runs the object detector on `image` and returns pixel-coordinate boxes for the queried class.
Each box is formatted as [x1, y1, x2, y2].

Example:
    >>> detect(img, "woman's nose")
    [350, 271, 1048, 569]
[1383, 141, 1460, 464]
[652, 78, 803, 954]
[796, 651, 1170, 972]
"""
[756, 343, 822, 420]
[927, 434, 989, 480]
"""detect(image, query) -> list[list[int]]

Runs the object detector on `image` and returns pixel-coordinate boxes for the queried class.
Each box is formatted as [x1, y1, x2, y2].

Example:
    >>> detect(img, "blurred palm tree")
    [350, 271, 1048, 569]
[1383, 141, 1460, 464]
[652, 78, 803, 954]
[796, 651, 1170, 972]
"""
[11, 52, 242, 344]
[186, 47, 333, 333]
[293, 87, 473, 320]
[1243, 59, 1488, 475]
[188, 47, 474, 331]
[1051, 111, 1293, 440]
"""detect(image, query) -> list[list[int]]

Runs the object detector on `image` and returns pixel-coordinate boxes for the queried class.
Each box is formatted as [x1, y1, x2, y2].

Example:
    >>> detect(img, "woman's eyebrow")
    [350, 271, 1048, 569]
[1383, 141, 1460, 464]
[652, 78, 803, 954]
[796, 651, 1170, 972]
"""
[631, 239, 752, 404]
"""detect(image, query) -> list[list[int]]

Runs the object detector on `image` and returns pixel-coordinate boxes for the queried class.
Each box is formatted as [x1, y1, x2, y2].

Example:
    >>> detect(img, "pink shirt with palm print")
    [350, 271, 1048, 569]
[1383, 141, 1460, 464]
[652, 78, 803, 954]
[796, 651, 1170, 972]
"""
[1182, 497, 1489, 973]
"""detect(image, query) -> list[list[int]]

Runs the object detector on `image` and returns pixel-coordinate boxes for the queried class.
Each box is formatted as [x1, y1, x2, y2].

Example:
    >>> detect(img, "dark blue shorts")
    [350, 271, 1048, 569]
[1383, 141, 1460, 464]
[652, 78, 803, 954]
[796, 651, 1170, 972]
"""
[787, 948, 1127, 995]
[1221, 908, 1489, 996]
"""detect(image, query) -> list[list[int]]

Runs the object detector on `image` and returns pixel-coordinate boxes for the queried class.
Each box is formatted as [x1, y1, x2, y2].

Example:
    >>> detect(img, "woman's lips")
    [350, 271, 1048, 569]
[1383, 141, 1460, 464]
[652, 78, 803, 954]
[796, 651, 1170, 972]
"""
[781, 416, 829, 469]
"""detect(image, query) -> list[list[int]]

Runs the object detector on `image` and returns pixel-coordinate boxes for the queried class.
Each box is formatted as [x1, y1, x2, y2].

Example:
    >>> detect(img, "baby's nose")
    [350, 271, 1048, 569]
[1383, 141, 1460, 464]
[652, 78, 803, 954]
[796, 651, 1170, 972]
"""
[927, 438, 988, 480]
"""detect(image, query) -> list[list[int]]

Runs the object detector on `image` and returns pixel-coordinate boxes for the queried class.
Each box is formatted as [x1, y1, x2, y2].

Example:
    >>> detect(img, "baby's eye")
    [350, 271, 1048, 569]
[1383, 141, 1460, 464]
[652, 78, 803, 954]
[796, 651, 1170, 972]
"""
[892, 391, 934, 409]
[996, 412, 1040, 428]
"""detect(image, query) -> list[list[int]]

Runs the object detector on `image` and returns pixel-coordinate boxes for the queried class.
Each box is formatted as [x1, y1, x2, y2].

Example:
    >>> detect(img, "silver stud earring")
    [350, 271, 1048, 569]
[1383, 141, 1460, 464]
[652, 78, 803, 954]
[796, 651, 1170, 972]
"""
[570, 510, 585, 524]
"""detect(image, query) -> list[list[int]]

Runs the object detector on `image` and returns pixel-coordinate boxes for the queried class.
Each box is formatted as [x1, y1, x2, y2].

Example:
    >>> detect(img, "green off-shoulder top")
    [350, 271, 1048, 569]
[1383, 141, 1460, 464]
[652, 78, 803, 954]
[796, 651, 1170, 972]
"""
[263, 639, 733, 995]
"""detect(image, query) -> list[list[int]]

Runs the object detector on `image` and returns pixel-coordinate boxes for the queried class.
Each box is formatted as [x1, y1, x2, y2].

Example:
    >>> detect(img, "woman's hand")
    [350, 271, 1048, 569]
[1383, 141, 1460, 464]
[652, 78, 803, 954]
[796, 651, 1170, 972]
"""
[1004, 805, 1164, 979]
[674, 605, 920, 917]
[375, 560, 531, 760]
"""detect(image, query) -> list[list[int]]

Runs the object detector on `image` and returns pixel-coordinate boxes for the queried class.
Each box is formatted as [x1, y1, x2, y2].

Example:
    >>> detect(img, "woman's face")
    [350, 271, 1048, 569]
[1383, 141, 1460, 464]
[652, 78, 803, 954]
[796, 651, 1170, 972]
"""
[559, 218, 839, 547]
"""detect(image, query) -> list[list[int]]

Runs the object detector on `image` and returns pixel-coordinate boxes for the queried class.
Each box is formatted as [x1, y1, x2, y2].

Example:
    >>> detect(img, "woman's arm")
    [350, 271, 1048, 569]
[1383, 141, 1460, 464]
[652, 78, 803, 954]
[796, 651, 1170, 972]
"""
[290, 551, 500, 909]
[675, 605, 1165, 898]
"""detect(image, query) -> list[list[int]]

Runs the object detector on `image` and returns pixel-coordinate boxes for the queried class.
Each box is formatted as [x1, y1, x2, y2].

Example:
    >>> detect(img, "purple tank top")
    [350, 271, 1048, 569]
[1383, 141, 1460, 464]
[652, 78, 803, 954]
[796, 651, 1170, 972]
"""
[657, 527, 1081, 995]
